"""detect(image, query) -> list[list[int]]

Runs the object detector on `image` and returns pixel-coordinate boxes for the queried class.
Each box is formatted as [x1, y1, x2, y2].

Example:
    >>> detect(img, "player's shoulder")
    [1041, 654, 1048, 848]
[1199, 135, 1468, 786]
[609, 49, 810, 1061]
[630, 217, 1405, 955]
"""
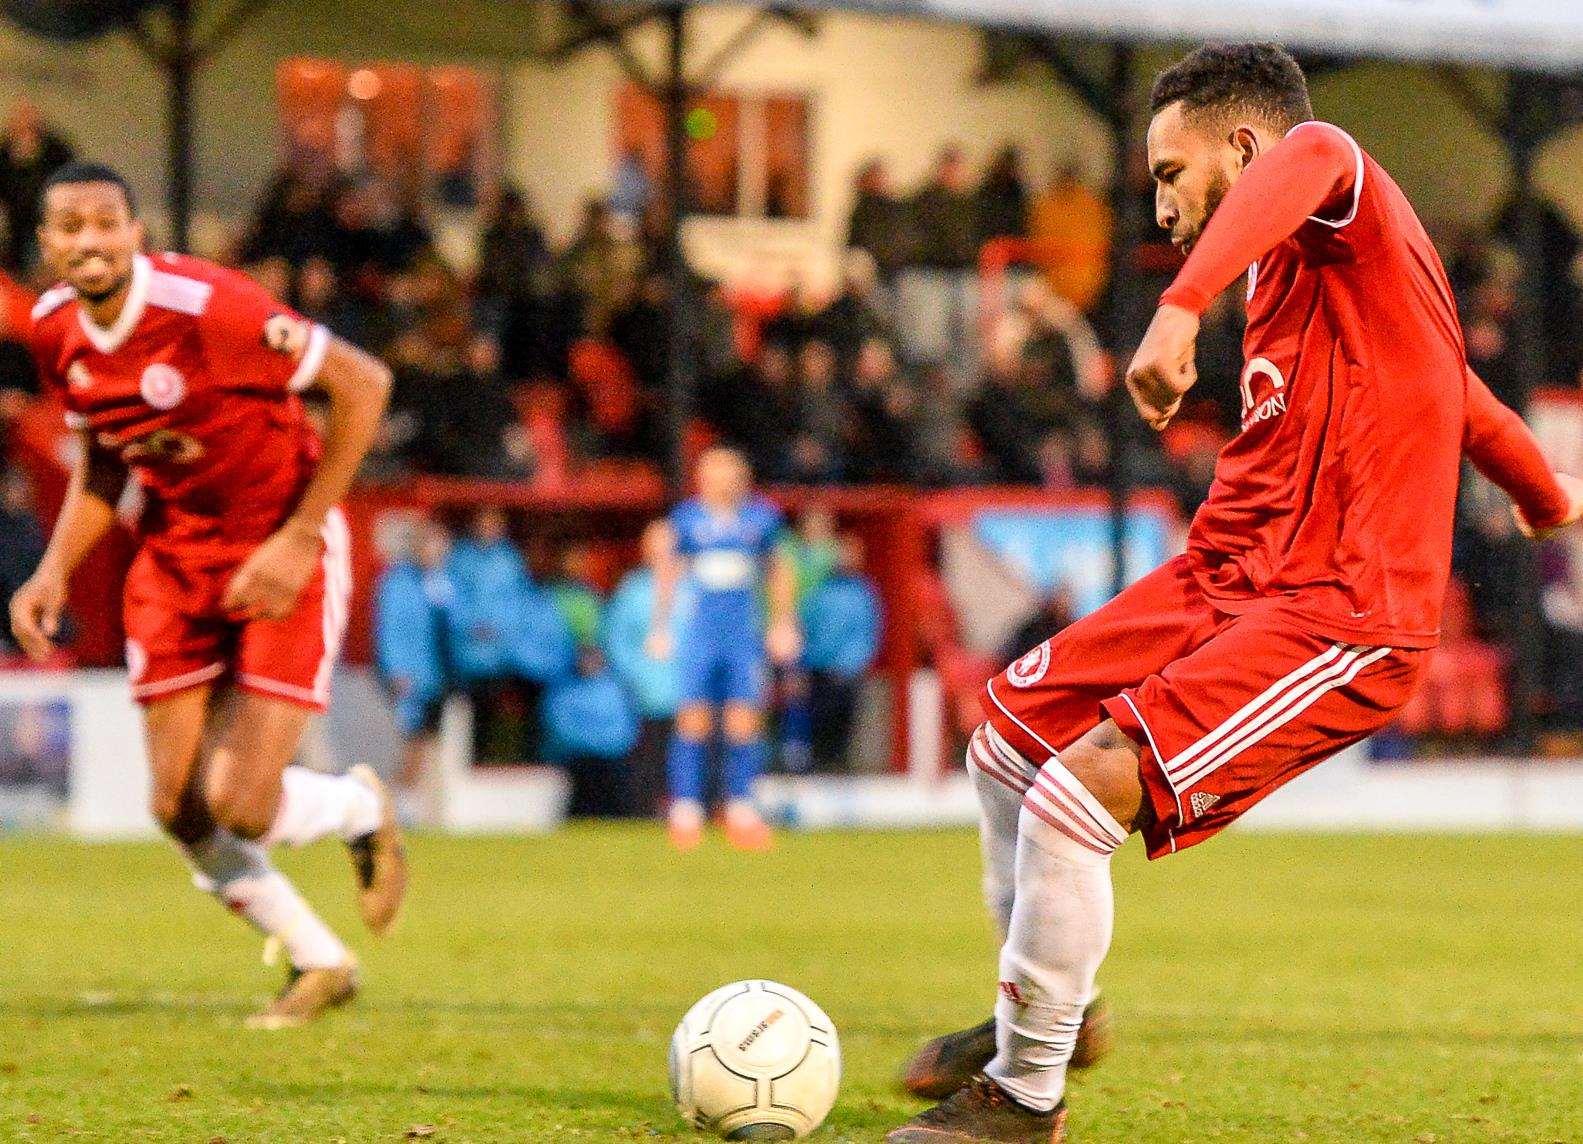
[746, 494, 783, 526]
[29, 282, 77, 335]
[145, 252, 273, 316]
[1286, 121, 1373, 233]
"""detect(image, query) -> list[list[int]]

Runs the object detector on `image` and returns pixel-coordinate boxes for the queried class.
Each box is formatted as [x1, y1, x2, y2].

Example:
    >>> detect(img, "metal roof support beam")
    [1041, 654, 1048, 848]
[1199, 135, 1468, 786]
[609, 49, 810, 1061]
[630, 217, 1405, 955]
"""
[123, 0, 275, 253]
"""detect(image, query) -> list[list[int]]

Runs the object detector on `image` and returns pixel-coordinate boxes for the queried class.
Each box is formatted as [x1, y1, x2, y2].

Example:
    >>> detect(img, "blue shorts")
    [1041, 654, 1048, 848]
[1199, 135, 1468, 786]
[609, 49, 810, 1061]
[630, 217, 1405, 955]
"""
[676, 628, 768, 706]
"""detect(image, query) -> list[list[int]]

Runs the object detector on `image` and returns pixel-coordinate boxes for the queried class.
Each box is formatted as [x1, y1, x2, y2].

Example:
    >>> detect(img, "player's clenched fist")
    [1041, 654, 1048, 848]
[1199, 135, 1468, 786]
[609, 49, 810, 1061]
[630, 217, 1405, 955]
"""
[1125, 304, 1200, 431]
[9, 567, 67, 662]
[221, 523, 324, 621]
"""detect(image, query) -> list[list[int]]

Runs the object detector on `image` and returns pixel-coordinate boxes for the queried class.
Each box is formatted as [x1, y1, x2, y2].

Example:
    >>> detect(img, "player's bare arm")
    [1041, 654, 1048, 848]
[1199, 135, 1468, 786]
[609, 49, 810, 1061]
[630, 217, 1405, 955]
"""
[8, 431, 127, 661]
[764, 548, 803, 665]
[221, 336, 392, 621]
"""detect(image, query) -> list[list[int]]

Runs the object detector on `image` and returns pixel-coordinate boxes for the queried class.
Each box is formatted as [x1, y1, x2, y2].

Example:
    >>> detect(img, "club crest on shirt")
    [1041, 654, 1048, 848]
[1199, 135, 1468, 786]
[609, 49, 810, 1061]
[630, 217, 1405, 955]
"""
[139, 363, 186, 410]
[262, 313, 309, 357]
[67, 361, 94, 391]
[1007, 641, 1051, 689]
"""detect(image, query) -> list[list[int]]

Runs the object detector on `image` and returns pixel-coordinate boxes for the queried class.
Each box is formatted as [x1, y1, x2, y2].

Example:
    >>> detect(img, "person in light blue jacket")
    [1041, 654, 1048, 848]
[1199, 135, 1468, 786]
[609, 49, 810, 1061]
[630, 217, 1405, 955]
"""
[373, 513, 455, 801]
[602, 520, 684, 816]
[541, 648, 640, 817]
[445, 506, 575, 761]
[799, 534, 883, 772]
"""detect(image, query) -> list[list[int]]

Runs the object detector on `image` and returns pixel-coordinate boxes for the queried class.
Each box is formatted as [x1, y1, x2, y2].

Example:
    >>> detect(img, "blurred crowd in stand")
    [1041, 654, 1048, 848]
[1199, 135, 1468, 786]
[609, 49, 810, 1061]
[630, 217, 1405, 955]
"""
[370, 503, 881, 816]
[0, 99, 1581, 755]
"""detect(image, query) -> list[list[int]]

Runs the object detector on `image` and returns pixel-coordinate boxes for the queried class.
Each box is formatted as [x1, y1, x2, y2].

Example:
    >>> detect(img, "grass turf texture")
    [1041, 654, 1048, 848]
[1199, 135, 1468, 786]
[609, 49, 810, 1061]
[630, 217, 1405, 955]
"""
[1, 828, 1579, 1142]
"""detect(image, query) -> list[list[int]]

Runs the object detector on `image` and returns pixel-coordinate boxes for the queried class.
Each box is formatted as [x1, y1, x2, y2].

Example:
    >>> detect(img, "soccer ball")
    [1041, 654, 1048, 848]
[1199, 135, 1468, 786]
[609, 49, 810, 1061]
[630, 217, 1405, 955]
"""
[669, 979, 841, 1140]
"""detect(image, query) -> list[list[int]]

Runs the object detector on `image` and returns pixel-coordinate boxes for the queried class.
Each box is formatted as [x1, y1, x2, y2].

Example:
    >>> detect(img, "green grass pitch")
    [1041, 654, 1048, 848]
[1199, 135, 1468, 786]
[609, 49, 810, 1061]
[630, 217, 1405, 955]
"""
[1, 827, 1579, 1142]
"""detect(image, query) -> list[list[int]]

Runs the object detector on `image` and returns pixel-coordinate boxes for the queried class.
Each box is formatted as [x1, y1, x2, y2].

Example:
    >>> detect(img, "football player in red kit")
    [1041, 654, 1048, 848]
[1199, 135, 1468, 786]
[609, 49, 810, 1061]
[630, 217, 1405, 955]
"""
[9, 162, 406, 1029]
[891, 45, 1583, 1142]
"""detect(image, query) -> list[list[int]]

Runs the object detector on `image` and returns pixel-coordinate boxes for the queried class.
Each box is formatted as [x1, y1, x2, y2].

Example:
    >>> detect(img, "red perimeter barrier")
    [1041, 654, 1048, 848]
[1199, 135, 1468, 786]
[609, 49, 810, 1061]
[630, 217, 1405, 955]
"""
[4, 437, 1180, 773]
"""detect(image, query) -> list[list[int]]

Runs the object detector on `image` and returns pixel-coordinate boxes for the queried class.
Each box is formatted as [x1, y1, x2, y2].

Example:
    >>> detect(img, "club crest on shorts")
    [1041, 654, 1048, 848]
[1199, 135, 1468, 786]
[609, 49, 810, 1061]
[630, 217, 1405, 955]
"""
[139, 363, 186, 410]
[1006, 642, 1051, 688]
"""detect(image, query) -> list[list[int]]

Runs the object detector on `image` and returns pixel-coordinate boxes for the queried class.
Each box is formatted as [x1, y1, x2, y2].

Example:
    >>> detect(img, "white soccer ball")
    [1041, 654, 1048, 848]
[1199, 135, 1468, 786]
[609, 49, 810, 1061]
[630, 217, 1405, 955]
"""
[669, 979, 841, 1140]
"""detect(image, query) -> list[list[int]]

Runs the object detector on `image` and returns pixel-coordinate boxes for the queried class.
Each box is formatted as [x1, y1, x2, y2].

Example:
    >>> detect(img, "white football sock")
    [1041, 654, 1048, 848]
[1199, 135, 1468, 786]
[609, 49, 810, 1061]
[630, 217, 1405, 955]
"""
[179, 831, 350, 970]
[966, 724, 1038, 939]
[222, 871, 352, 970]
[986, 754, 1125, 1112]
[262, 765, 381, 848]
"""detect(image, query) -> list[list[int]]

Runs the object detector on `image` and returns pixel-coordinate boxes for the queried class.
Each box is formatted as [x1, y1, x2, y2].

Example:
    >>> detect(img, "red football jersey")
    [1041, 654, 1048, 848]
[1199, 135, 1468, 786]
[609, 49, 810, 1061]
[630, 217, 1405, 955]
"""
[1163, 122, 1481, 649]
[27, 253, 327, 565]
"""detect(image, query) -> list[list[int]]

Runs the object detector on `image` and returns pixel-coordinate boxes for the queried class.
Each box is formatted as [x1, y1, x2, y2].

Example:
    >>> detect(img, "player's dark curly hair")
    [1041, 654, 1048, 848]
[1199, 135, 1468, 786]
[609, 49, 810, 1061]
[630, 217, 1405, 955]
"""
[41, 160, 138, 214]
[1150, 43, 1313, 131]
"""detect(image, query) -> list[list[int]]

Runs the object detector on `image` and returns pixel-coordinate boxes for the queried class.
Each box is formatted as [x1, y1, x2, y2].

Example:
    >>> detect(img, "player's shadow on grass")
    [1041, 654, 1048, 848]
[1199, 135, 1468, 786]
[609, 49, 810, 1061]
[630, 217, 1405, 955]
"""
[241, 1076, 670, 1117]
[1, 993, 254, 1019]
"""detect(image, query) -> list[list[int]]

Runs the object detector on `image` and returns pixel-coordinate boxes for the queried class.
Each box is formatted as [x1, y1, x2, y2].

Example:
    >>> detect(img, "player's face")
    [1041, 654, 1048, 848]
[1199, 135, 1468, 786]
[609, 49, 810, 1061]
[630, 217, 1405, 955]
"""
[696, 450, 750, 508]
[39, 182, 143, 305]
[1147, 102, 1246, 256]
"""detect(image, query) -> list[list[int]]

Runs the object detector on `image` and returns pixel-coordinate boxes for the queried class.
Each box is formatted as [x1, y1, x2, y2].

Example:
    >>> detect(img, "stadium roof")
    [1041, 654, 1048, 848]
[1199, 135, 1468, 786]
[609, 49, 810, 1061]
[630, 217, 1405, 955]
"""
[798, 0, 1583, 72]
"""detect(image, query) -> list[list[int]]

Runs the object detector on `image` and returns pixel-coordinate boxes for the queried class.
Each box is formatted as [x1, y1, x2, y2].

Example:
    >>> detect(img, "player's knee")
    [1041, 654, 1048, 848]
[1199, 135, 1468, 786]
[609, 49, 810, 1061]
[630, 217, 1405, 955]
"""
[203, 771, 272, 840]
[148, 787, 184, 835]
[722, 705, 762, 743]
[676, 705, 714, 741]
[1047, 719, 1147, 833]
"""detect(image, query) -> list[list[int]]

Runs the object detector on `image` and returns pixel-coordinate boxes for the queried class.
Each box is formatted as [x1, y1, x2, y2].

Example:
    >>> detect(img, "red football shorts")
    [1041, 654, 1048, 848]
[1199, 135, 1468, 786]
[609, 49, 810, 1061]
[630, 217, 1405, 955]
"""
[982, 555, 1424, 858]
[121, 508, 352, 712]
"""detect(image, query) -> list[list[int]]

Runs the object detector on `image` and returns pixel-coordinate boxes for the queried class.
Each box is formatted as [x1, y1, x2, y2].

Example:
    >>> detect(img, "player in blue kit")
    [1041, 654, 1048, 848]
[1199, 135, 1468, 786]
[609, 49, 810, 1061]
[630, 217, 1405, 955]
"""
[650, 447, 801, 850]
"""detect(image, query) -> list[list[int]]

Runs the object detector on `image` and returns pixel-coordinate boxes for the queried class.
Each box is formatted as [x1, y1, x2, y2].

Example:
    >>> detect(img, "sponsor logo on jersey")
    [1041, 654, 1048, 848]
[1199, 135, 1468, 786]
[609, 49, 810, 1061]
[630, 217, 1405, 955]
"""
[139, 363, 187, 410]
[1006, 642, 1051, 689]
[1189, 791, 1220, 819]
[262, 313, 309, 357]
[1239, 356, 1288, 431]
[67, 361, 94, 391]
[110, 428, 206, 466]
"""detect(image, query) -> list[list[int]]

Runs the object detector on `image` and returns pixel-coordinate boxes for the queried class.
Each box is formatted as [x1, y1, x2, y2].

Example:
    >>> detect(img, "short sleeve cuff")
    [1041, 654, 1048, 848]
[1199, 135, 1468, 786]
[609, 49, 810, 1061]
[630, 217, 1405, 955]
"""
[287, 323, 330, 392]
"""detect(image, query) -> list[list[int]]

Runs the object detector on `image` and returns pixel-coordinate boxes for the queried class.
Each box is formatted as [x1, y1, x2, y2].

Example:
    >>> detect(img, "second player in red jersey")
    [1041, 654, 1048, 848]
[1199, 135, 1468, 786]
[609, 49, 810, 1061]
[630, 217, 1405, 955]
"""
[10, 162, 406, 1029]
[892, 45, 1583, 1144]
[28, 249, 347, 705]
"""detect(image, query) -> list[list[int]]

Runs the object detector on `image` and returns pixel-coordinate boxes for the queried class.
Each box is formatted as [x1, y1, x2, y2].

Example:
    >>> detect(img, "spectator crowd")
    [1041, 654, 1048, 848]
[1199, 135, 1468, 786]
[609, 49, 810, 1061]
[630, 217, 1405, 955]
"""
[371, 504, 881, 818]
[0, 97, 1581, 754]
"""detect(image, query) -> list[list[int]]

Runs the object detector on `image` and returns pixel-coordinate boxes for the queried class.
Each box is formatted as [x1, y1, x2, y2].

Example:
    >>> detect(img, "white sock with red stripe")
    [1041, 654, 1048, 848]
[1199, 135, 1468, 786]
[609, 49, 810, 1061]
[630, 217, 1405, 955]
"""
[262, 766, 381, 848]
[966, 724, 1037, 938]
[986, 755, 1125, 1112]
[180, 831, 350, 970]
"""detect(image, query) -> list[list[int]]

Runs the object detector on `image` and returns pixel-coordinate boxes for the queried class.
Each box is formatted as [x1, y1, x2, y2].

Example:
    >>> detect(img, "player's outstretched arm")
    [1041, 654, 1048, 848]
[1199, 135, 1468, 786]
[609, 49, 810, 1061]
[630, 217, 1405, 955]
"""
[8, 432, 127, 661]
[221, 336, 392, 621]
[1462, 367, 1583, 540]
